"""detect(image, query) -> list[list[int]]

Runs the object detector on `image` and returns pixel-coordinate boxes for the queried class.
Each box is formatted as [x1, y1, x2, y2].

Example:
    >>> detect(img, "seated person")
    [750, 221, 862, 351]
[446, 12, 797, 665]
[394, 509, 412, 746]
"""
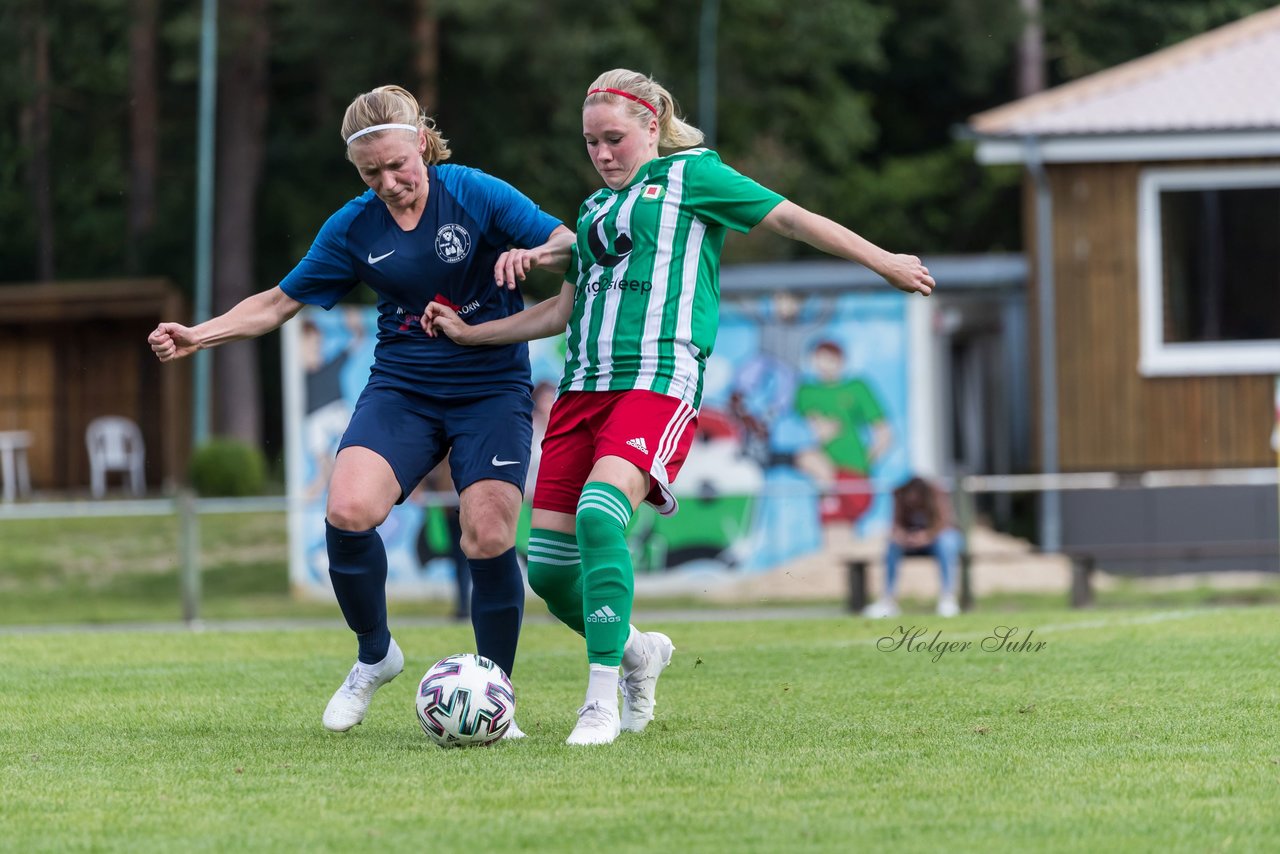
[864, 476, 963, 618]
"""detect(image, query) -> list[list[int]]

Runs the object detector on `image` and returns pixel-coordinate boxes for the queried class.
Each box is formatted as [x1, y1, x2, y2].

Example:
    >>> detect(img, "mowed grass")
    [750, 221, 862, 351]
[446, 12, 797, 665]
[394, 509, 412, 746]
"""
[3, 609, 1279, 853]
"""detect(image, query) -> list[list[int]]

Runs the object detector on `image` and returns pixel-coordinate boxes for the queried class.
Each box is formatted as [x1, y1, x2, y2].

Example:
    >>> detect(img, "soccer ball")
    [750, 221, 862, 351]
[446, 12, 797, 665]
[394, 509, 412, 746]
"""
[415, 654, 515, 747]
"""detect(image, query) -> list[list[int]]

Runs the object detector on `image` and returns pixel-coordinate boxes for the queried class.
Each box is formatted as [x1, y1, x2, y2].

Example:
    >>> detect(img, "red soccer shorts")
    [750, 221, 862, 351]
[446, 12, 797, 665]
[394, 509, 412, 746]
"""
[532, 389, 698, 517]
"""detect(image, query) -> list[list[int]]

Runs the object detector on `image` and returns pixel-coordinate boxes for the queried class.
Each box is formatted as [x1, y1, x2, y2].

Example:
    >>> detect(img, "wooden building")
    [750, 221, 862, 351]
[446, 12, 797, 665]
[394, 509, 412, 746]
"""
[0, 279, 189, 496]
[967, 8, 1280, 568]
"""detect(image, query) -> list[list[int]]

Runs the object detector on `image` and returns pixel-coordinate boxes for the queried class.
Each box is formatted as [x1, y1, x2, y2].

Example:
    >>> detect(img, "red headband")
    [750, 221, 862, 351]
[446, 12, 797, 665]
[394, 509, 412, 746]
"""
[586, 87, 658, 116]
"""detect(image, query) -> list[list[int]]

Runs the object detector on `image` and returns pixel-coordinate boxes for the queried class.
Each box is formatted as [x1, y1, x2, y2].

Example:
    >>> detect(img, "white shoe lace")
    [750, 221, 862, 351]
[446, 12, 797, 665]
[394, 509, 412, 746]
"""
[342, 663, 378, 697]
[566, 700, 619, 745]
[576, 700, 612, 726]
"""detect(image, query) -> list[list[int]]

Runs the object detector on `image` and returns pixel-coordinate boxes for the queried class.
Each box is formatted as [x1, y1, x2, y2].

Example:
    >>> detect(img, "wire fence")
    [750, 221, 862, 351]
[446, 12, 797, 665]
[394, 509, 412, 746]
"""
[959, 467, 1279, 492]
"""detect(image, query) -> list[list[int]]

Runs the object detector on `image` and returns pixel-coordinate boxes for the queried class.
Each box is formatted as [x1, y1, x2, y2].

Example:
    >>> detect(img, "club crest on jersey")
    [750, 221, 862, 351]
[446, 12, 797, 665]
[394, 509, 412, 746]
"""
[436, 224, 471, 263]
[586, 219, 633, 269]
[641, 184, 665, 201]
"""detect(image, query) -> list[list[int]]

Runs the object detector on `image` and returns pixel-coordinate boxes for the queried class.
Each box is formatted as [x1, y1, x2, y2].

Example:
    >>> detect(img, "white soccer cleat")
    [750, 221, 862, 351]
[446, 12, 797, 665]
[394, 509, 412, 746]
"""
[937, 595, 960, 618]
[322, 638, 404, 732]
[862, 598, 901, 619]
[565, 700, 620, 746]
[501, 719, 527, 740]
[619, 631, 675, 733]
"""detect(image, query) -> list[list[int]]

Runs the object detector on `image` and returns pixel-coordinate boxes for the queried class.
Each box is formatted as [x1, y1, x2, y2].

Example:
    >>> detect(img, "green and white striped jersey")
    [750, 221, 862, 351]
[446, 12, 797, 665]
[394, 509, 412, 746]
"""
[561, 148, 784, 409]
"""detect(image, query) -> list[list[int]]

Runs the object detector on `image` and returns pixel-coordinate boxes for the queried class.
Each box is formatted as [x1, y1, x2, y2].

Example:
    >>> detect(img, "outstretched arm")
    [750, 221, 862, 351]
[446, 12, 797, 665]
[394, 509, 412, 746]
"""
[148, 286, 305, 362]
[758, 201, 935, 296]
[423, 278, 575, 346]
[494, 225, 576, 290]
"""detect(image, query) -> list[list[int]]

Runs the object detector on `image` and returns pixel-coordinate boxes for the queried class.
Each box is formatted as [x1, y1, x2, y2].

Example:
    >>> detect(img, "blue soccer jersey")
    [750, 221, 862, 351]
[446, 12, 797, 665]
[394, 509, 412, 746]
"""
[280, 164, 562, 394]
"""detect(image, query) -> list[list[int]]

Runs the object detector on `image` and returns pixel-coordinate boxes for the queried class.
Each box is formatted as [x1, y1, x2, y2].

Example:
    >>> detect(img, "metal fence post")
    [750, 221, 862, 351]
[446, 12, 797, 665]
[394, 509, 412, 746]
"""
[846, 559, 869, 614]
[180, 490, 202, 626]
[954, 478, 976, 609]
[1069, 555, 1095, 609]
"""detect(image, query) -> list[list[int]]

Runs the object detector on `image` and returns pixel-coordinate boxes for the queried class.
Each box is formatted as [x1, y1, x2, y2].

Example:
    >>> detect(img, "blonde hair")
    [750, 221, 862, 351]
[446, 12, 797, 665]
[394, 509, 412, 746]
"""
[584, 69, 704, 152]
[341, 85, 451, 164]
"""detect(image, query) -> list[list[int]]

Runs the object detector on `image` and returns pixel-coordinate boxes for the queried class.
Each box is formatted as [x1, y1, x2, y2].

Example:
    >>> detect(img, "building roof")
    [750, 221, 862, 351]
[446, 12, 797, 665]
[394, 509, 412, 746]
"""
[720, 254, 1026, 295]
[968, 6, 1280, 164]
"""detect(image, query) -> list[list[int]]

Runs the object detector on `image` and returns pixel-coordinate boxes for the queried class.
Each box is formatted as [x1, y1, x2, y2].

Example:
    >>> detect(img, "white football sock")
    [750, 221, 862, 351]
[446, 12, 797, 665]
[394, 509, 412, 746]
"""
[586, 663, 620, 711]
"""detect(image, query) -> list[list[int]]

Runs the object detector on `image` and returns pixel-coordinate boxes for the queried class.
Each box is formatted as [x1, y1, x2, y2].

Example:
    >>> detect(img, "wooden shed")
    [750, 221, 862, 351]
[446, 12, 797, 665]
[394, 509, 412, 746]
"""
[967, 8, 1280, 567]
[0, 278, 190, 496]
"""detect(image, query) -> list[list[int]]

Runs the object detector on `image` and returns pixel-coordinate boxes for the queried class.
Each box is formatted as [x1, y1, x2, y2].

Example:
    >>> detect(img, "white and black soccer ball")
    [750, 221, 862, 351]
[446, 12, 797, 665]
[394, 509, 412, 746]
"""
[415, 654, 515, 748]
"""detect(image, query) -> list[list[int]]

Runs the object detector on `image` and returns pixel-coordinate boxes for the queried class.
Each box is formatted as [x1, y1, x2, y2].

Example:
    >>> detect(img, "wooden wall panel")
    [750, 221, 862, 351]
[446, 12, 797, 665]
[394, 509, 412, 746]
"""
[0, 279, 189, 494]
[1044, 160, 1275, 471]
[0, 330, 57, 488]
[20, 336, 57, 488]
[0, 337, 19, 426]
[58, 319, 161, 490]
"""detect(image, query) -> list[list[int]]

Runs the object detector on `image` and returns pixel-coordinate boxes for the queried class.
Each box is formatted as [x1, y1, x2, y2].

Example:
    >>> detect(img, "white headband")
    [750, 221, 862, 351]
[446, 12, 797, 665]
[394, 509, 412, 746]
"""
[345, 123, 420, 145]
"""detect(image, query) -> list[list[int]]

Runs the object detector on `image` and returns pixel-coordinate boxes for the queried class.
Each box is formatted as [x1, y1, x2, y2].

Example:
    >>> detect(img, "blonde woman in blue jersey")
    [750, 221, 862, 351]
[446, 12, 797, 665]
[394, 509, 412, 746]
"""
[425, 69, 935, 745]
[149, 85, 574, 737]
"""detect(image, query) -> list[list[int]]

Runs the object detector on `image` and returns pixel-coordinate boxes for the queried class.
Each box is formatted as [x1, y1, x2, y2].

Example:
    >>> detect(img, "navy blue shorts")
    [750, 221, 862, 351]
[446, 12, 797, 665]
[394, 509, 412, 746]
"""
[338, 382, 533, 502]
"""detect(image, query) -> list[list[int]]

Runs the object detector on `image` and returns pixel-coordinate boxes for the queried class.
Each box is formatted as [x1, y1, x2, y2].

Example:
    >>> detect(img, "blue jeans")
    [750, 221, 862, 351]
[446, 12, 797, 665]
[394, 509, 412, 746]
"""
[885, 528, 963, 597]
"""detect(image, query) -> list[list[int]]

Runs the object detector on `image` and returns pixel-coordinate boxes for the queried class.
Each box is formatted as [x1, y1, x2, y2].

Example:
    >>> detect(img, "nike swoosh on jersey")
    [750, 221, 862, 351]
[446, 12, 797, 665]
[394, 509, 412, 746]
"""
[491, 456, 521, 467]
[368, 249, 395, 264]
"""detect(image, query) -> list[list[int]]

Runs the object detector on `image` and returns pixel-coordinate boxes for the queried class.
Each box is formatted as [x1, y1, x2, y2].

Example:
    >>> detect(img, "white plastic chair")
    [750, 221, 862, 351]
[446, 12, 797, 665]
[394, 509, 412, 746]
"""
[86, 416, 146, 498]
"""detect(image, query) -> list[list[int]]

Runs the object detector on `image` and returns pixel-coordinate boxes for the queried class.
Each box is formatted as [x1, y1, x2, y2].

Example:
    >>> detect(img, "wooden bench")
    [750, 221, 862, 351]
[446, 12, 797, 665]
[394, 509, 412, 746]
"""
[845, 552, 977, 613]
[1065, 540, 1279, 607]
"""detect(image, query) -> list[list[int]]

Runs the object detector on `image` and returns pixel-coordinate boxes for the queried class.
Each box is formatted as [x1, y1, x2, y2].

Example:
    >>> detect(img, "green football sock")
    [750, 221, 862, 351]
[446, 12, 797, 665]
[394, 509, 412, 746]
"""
[526, 529, 584, 635]
[576, 482, 634, 666]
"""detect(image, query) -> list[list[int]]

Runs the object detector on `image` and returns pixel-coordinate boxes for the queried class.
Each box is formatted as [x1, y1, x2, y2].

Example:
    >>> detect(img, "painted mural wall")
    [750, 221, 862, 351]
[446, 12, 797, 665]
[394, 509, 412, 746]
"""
[284, 291, 915, 598]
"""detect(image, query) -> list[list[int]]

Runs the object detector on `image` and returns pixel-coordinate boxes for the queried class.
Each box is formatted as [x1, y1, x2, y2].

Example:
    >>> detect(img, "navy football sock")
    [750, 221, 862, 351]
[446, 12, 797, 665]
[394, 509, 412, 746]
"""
[325, 520, 391, 665]
[467, 547, 525, 678]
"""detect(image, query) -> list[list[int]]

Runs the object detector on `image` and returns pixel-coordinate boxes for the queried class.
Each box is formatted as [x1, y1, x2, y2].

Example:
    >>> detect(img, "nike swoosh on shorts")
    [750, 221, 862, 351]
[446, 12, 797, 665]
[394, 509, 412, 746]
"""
[491, 456, 520, 467]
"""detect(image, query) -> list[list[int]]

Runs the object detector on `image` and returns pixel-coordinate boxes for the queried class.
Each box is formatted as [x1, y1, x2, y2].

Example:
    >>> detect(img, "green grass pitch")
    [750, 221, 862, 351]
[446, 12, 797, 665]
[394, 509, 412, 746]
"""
[3, 608, 1278, 852]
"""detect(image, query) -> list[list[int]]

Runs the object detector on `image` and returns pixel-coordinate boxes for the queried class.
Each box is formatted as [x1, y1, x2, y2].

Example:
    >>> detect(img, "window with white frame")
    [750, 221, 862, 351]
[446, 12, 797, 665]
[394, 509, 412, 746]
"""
[1138, 165, 1280, 376]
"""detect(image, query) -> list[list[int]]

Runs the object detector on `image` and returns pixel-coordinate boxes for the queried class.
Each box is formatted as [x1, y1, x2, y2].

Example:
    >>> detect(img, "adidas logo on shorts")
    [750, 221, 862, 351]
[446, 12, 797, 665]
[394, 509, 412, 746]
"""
[626, 437, 649, 455]
[587, 605, 622, 623]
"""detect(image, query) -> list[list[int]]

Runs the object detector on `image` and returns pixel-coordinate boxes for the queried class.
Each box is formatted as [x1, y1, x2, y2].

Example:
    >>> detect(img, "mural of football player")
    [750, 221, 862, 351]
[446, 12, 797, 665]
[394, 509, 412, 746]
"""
[795, 339, 893, 529]
[633, 408, 763, 572]
[300, 308, 367, 501]
[731, 292, 835, 465]
[740, 408, 826, 570]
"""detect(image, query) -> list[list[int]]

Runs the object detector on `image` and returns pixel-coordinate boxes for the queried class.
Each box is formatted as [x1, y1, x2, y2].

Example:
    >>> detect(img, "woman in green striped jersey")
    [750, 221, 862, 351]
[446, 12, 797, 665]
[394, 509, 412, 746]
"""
[424, 68, 935, 745]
